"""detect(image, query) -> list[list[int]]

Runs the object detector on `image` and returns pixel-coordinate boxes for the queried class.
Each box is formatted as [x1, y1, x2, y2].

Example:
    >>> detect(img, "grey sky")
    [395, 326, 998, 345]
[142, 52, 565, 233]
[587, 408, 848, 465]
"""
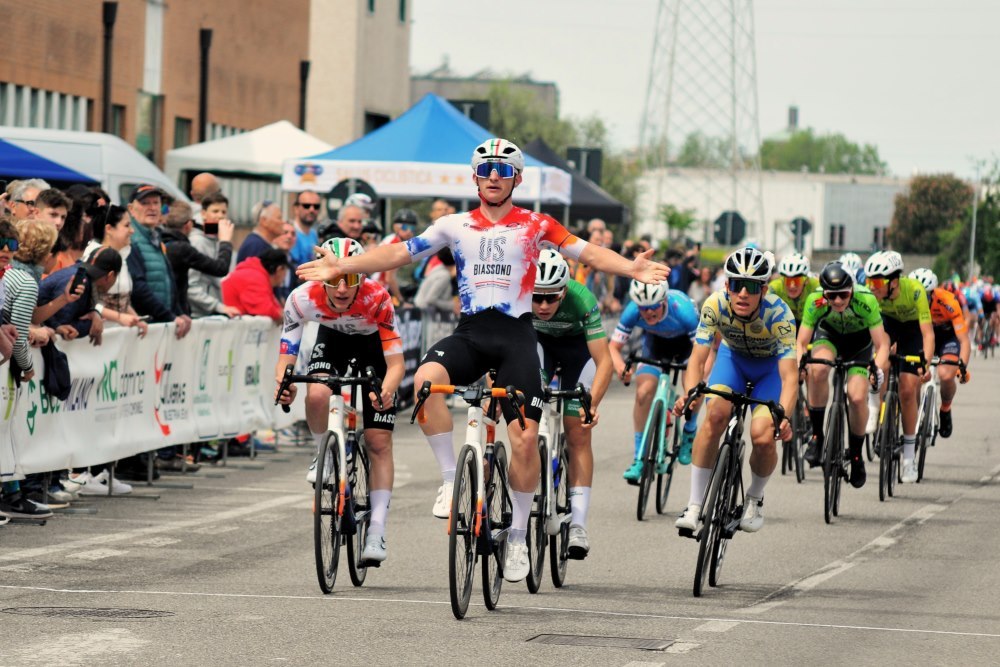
[411, 0, 1000, 179]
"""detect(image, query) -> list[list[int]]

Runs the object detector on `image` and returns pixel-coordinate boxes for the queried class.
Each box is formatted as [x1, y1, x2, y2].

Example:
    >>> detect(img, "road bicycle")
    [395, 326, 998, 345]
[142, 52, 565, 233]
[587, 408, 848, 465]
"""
[623, 354, 689, 521]
[915, 357, 966, 482]
[874, 353, 923, 502]
[680, 382, 783, 598]
[526, 366, 593, 593]
[410, 378, 523, 620]
[781, 378, 809, 482]
[976, 318, 995, 359]
[801, 352, 874, 524]
[276, 362, 382, 593]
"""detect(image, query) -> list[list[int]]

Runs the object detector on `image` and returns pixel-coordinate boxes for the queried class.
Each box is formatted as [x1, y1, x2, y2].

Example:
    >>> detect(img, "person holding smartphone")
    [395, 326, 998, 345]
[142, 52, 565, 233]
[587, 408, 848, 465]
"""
[188, 192, 240, 318]
[162, 200, 236, 317]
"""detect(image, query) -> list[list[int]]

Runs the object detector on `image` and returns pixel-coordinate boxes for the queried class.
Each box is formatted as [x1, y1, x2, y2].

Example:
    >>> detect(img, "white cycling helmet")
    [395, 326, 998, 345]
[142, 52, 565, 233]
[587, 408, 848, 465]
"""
[535, 249, 570, 290]
[629, 279, 668, 307]
[344, 193, 375, 213]
[320, 237, 364, 258]
[724, 246, 774, 283]
[778, 253, 810, 277]
[864, 250, 904, 278]
[839, 252, 863, 276]
[909, 268, 938, 293]
[471, 138, 525, 173]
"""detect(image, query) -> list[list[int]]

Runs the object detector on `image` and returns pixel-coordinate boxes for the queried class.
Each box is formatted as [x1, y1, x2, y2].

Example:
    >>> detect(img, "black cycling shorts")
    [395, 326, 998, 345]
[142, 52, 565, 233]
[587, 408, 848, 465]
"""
[812, 327, 873, 377]
[644, 332, 694, 363]
[422, 309, 544, 423]
[882, 317, 924, 375]
[933, 324, 961, 358]
[537, 331, 591, 388]
[307, 328, 396, 431]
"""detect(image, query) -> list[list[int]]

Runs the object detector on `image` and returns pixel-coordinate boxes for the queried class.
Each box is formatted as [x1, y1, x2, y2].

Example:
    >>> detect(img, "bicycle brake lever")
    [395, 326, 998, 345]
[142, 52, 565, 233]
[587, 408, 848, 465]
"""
[409, 380, 432, 424]
[507, 385, 526, 429]
[577, 383, 594, 425]
[365, 366, 384, 409]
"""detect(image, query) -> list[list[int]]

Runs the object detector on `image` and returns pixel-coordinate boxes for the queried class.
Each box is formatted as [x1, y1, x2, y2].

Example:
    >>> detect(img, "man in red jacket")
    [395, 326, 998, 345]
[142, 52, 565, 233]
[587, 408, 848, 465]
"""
[221, 248, 288, 322]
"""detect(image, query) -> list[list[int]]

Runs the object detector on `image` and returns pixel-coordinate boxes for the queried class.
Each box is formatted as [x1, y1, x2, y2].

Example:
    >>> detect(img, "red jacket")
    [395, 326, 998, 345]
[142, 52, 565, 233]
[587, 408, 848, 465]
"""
[221, 257, 283, 321]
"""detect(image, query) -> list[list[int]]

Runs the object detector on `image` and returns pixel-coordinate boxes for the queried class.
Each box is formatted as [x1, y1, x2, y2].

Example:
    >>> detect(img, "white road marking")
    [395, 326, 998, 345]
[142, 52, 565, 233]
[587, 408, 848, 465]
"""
[133, 537, 180, 547]
[665, 642, 701, 654]
[622, 661, 665, 666]
[4, 584, 1000, 640]
[191, 525, 241, 535]
[693, 620, 740, 632]
[67, 549, 128, 561]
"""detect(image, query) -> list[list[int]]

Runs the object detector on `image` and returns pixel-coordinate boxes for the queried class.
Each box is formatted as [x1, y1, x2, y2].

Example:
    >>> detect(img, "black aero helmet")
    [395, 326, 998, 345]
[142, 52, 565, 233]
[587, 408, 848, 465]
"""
[819, 261, 854, 291]
[393, 208, 418, 226]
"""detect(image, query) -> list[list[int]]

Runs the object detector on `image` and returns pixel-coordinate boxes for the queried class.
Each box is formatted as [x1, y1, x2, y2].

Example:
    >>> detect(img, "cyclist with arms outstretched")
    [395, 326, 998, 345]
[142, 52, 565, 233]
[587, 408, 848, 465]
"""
[673, 247, 797, 535]
[298, 138, 668, 582]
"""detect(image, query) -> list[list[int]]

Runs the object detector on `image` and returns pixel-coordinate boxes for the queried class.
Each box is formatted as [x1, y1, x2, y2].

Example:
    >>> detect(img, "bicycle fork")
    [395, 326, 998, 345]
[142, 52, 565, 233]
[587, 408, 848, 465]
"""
[447, 405, 489, 539]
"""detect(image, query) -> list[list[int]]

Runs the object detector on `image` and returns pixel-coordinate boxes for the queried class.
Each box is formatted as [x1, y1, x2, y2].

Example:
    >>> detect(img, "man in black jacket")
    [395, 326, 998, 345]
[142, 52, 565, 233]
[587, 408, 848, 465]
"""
[161, 200, 236, 316]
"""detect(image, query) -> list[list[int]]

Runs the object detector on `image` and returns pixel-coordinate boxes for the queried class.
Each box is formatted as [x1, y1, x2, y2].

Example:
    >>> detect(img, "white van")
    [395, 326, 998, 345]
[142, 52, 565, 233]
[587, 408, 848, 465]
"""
[0, 126, 188, 204]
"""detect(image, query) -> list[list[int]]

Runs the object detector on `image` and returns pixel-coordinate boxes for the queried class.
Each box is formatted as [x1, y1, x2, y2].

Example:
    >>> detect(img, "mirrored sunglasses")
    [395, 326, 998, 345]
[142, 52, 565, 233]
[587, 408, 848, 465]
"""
[784, 276, 805, 288]
[866, 277, 888, 289]
[324, 274, 362, 289]
[475, 161, 516, 179]
[638, 303, 663, 312]
[0, 238, 19, 251]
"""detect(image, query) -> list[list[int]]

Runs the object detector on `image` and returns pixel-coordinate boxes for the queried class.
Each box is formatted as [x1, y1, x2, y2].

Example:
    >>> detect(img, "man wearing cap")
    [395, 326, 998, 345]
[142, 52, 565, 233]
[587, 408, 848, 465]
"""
[373, 208, 418, 304]
[126, 184, 192, 338]
[36, 247, 123, 344]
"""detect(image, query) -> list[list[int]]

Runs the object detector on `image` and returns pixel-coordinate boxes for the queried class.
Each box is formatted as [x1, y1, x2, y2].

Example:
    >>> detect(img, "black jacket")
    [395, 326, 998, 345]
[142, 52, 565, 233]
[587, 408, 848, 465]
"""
[161, 227, 233, 316]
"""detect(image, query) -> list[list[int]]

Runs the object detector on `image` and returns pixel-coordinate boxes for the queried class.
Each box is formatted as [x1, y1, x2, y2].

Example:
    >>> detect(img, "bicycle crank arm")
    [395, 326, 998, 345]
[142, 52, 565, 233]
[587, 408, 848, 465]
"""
[545, 512, 572, 536]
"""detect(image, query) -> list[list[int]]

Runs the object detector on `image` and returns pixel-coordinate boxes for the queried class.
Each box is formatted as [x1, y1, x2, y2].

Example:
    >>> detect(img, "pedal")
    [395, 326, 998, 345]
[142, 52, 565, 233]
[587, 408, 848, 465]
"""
[677, 526, 696, 540]
[625, 478, 639, 487]
[359, 559, 382, 568]
[567, 547, 589, 561]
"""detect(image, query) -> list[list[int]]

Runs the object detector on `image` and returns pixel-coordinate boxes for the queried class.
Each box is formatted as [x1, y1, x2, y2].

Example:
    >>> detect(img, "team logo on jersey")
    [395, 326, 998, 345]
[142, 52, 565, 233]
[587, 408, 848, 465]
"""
[750, 322, 763, 333]
[311, 343, 326, 359]
[777, 324, 793, 337]
[479, 236, 506, 261]
[702, 309, 718, 326]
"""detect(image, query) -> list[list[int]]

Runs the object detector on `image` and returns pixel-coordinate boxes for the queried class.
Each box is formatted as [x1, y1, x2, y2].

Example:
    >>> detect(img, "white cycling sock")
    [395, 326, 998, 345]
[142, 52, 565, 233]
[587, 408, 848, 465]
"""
[689, 465, 712, 506]
[903, 434, 916, 461]
[509, 490, 534, 544]
[426, 432, 456, 483]
[747, 472, 770, 498]
[569, 486, 591, 528]
[368, 489, 391, 537]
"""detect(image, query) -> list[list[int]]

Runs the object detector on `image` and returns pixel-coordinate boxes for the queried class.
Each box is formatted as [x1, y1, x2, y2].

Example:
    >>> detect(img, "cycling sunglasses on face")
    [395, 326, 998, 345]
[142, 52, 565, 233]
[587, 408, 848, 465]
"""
[727, 278, 763, 295]
[784, 275, 805, 288]
[324, 273, 362, 289]
[638, 303, 663, 312]
[866, 277, 888, 289]
[532, 292, 563, 304]
[0, 238, 19, 251]
[824, 290, 852, 301]
[474, 161, 516, 179]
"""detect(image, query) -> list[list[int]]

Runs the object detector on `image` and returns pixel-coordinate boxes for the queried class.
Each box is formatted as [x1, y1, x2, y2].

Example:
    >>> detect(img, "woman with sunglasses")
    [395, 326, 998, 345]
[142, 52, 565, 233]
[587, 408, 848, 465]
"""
[769, 253, 819, 331]
[797, 262, 890, 487]
[863, 251, 935, 484]
[275, 238, 402, 565]
[673, 246, 798, 536]
[610, 279, 701, 477]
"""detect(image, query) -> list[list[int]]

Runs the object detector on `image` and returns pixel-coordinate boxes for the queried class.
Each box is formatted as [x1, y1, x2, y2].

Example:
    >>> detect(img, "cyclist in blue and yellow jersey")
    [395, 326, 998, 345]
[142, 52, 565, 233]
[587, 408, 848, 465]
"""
[610, 280, 701, 480]
[863, 251, 934, 483]
[769, 253, 819, 330]
[673, 247, 797, 535]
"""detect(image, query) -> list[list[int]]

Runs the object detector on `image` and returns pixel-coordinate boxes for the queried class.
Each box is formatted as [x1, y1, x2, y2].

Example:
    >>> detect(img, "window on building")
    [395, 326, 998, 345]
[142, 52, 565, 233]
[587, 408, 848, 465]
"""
[364, 112, 390, 135]
[828, 223, 846, 249]
[368, 0, 375, 13]
[111, 104, 126, 138]
[175, 117, 192, 148]
[399, 0, 406, 21]
[872, 226, 887, 249]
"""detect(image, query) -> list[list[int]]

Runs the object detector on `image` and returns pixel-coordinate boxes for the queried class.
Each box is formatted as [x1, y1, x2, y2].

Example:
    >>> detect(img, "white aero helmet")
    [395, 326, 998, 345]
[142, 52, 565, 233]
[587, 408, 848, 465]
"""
[864, 250, 904, 278]
[777, 253, 810, 277]
[909, 268, 938, 293]
[535, 249, 569, 290]
[629, 279, 668, 307]
[471, 138, 525, 173]
[839, 252, 863, 275]
[724, 246, 774, 283]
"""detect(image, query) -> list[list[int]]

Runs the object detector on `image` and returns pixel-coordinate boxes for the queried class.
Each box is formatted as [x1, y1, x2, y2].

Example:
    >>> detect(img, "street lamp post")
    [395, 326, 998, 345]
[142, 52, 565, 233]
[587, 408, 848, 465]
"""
[969, 167, 980, 281]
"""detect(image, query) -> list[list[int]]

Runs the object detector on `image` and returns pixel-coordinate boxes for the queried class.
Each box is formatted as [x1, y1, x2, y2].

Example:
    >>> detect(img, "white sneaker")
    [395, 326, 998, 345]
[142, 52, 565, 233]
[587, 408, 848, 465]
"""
[901, 459, 918, 483]
[432, 482, 453, 519]
[567, 524, 590, 559]
[675, 504, 702, 533]
[79, 470, 132, 495]
[866, 391, 880, 434]
[0, 510, 8, 526]
[306, 452, 332, 484]
[360, 534, 387, 562]
[503, 541, 530, 582]
[62, 471, 90, 493]
[739, 495, 765, 532]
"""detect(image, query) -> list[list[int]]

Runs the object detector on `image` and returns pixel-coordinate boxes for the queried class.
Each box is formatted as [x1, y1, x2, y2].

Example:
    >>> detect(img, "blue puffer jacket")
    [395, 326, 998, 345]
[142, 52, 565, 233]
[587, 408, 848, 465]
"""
[129, 218, 175, 311]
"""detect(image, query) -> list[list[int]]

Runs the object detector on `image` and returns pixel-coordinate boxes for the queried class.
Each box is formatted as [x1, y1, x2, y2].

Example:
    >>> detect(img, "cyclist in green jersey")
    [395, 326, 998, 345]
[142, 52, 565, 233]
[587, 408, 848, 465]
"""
[532, 249, 613, 558]
[798, 262, 889, 487]
[863, 251, 934, 484]
[770, 253, 820, 328]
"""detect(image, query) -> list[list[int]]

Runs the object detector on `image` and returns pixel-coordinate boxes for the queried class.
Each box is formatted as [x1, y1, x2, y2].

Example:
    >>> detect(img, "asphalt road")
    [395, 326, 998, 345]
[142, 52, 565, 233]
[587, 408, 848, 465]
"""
[2, 358, 1000, 666]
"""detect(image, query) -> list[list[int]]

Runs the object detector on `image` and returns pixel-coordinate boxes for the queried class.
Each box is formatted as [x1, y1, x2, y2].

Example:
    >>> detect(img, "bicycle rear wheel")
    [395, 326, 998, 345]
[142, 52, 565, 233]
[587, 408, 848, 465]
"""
[483, 442, 510, 610]
[793, 394, 809, 482]
[636, 405, 660, 521]
[823, 408, 842, 524]
[313, 433, 341, 594]
[864, 432, 874, 462]
[347, 438, 370, 587]
[526, 439, 547, 594]
[549, 448, 570, 588]
[449, 445, 477, 619]
[916, 391, 933, 483]
[656, 411, 679, 514]
[694, 445, 729, 598]
[709, 460, 737, 588]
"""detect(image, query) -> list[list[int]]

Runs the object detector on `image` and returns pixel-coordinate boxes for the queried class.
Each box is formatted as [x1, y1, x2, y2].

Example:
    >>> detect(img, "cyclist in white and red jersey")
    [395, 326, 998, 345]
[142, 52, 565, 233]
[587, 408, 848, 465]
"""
[298, 137, 668, 582]
[276, 238, 403, 564]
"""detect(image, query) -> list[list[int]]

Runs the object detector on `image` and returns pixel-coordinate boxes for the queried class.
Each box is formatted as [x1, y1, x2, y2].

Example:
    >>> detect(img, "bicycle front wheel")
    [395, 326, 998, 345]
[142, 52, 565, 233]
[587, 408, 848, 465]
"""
[794, 395, 809, 482]
[877, 396, 896, 502]
[656, 410, 678, 514]
[549, 448, 570, 588]
[694, 445, 729, 598]
[449, 445, 477, 619]
[526, 439, 547, 594]
[482, 442, 510, 610]
[347, 438, 370, 587]
[313, 433, 341, 594]
[636, 404, 661, 521]
[823, 408, 842, 524]
[916, 391, 934, 483]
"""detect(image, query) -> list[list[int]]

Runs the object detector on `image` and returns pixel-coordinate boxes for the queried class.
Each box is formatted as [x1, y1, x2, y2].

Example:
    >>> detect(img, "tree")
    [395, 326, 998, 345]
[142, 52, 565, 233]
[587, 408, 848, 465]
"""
[760, 128, 887, 175]
[889, 174, 973, 254]
[659, 203, 698, 240]
[934, 165, 1000, 279]
[675, 132, 731, 169]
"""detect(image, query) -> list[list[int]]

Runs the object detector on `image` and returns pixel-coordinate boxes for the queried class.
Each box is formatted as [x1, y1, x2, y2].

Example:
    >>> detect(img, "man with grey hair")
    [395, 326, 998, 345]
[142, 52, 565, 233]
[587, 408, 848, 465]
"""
[237, 199, 285, 263]
[5, 178, 50, 219]
[323, 204, 365, 241]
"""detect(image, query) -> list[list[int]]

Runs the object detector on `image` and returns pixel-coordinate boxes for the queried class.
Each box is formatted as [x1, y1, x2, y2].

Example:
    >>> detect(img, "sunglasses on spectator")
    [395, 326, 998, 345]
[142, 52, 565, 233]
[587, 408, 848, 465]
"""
[400, 224, 415, 232]
[324, 274, 362, 289]
[0, 238, 19, 251]
[475, 161, 516, 179]
[866, 277, 889, 289]
[727, 278, 764, 294]
[638, 303, 663, 312]
[783, 276, 805, 288]
[532, 292, 563, 304]
[14, 199, 35, 207]
[824, 290, 852, 302]
[297, 202, 321, 210]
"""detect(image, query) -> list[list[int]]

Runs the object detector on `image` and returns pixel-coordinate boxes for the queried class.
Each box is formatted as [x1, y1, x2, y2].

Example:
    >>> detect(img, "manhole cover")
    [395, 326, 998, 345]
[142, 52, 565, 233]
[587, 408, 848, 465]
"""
[529, 634, 674, 651]
[2, 607, 174, 619]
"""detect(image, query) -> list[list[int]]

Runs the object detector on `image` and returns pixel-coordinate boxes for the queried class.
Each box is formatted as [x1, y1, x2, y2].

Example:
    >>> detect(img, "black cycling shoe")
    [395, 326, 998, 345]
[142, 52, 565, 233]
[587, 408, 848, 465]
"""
[805, 436, 823, 468]
[938, 410, 952, 438]
[849, 456, 867, 489]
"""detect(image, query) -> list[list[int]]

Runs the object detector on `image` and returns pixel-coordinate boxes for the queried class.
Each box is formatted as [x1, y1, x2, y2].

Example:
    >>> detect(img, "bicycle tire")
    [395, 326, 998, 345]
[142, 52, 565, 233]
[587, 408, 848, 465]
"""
[793, 394, 809, 482]
[694, 444, 729, 598]
[636, 405, 659, 521]
[346, 438, 370, 587]
[313, 433, 341, 594]
[549, 448, 570, 588]
[709, 455, 738, 588]
[888, 397, 900, 497]
[449, 445, 477, 619]
[865, 432, 874, 462]
[823, 405, 841, 524]
[526, 440, 547, 594]
[877, 396, 891, 502]
[916, 390, 933, 483]
[656, 409, 678, 514]
[482, 442, 510, 610]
